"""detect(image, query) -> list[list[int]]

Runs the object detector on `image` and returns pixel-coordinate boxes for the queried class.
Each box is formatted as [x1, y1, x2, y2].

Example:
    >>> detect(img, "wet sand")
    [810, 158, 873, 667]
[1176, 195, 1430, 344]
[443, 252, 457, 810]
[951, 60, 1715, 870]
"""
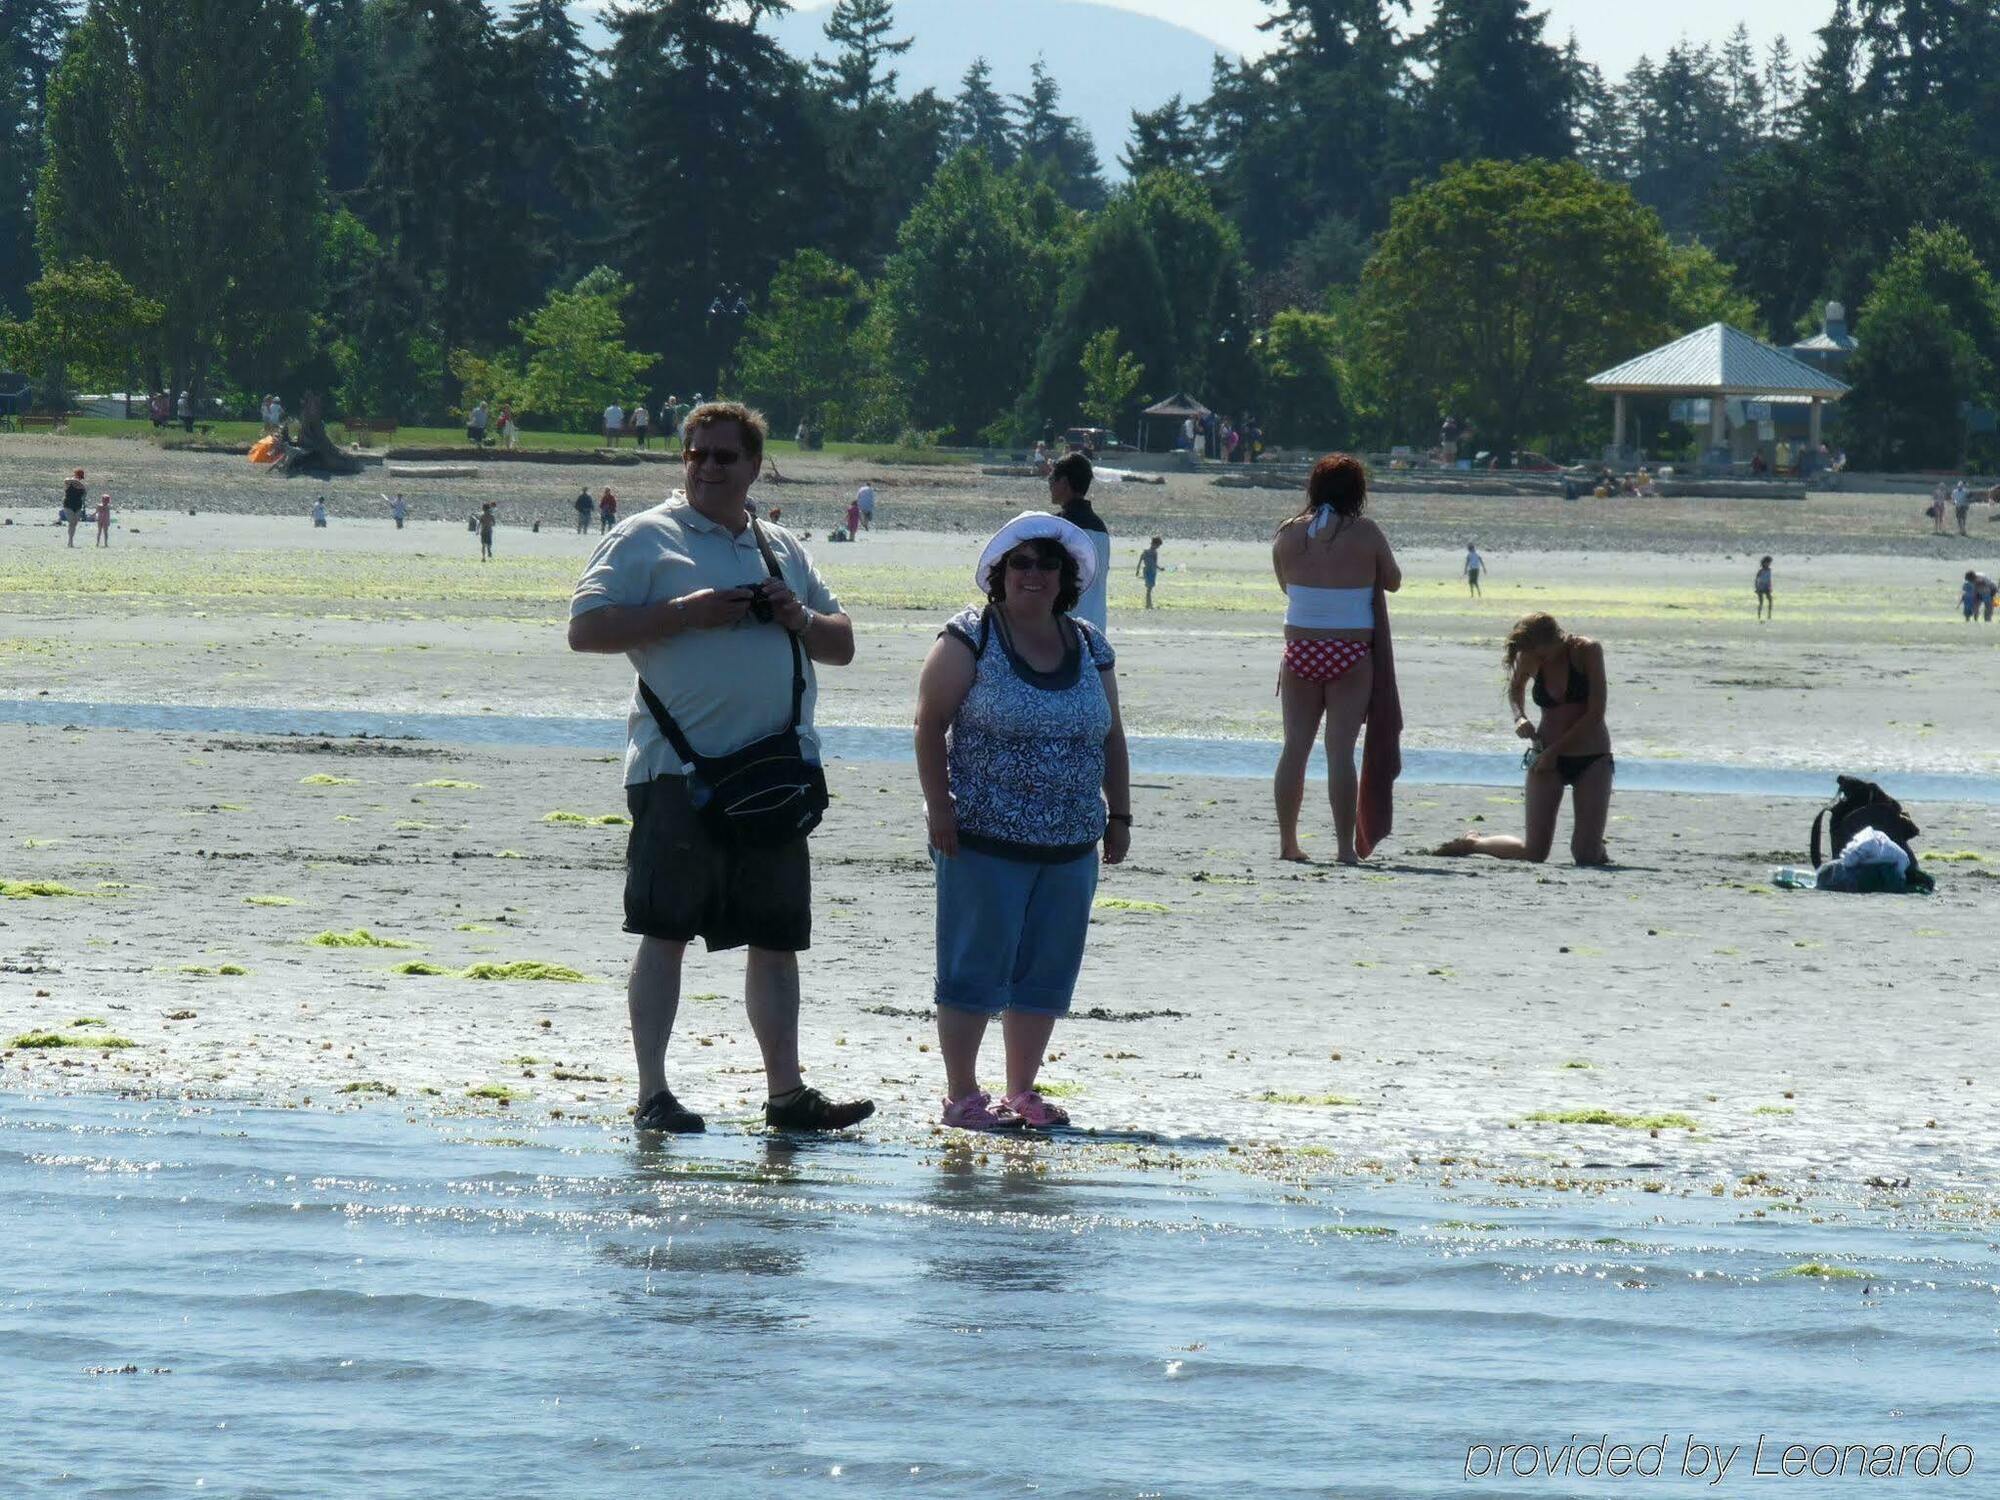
[2, 439, 1997, 1205]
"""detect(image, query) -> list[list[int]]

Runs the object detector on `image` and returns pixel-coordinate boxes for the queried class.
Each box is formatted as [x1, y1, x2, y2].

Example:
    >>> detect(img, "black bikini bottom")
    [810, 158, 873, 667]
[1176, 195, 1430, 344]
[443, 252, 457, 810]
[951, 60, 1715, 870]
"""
[1555, 753, 1614, 787]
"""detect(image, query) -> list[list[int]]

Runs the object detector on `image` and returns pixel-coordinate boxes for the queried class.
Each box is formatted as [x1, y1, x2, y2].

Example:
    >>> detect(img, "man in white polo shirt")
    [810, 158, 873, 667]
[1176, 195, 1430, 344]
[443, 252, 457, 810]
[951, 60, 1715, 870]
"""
[603, 399, 624, 447]
[568, 401, 873, 1135]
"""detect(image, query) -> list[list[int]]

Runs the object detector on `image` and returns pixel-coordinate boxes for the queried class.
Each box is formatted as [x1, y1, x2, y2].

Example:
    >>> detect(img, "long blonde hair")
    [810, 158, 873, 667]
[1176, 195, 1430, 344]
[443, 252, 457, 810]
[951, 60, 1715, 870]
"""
[1503, 613, 1565, 676]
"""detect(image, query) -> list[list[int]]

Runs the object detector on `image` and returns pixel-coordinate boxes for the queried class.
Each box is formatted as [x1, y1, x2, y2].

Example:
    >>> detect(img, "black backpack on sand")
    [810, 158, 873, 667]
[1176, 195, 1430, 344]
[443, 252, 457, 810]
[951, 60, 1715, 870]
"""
[1810, 775, 1921, 868]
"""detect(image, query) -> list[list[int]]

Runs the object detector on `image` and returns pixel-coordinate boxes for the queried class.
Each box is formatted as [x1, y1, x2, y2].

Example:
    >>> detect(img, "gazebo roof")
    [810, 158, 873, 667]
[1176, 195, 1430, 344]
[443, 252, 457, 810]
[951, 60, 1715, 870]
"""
[1588, 323, 1849, 399]
[1141, 392, 1212, 419]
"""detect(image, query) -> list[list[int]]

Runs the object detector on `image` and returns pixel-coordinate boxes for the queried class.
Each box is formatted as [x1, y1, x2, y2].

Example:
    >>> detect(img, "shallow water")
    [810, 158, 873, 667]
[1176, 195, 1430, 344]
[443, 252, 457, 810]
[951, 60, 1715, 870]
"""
[10, 698, 2000, 805]
[3, 1094, 1994, 1497]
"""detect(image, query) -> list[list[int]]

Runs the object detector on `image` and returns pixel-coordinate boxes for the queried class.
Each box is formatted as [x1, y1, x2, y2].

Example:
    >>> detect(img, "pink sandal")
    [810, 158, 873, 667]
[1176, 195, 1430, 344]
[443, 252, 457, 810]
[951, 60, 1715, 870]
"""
[1002, 1089, 1070, 1129]
[941, 1092, 1022, 1131]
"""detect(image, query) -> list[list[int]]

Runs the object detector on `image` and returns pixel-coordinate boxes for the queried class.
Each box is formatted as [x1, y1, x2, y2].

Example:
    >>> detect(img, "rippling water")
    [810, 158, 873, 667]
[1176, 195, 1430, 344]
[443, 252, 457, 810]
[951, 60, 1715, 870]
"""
[3, 1095, 1995, 1497]
[8, 699, 2000, 803]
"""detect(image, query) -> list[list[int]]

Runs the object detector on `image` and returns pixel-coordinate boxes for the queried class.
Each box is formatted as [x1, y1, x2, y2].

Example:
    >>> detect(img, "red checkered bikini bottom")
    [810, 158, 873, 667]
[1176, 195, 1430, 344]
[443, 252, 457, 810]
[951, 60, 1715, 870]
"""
[1282, 637, 1371, 684]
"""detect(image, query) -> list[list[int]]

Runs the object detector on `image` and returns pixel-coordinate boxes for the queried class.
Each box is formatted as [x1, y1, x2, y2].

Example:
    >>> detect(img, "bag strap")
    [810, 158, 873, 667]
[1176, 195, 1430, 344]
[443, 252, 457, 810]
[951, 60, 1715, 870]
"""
[637, 518, 807, 765]
[1810, 807, 1827, 868]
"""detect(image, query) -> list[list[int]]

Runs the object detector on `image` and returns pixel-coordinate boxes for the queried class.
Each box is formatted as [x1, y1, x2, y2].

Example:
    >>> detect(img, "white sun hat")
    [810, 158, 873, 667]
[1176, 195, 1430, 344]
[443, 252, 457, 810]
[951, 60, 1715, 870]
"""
[974, 510, 1099, 596]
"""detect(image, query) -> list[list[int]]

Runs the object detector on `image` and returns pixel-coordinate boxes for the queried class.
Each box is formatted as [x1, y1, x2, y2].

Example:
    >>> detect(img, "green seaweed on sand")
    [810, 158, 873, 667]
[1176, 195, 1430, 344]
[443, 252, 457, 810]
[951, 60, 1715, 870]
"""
[1778, 1263, 1867, 1280]
[13, 1031, 135, 1049]
[1093, 898, 1170, 914]
[496, 850, 523, 859]
[468, 1084, 525, 1102]
[391, 959, 588, 982]
[542, 810, 630, 827]
[1752, 1105, 1796, 1116]
[1029, 1080, 1084, 1098]
[456, 923, 496, 933]
[68, 1017, 105, 1027]
[177, 964, 250, 976]
[1560, 1059, 1594, 1069]
[462, 960, 586, 982]
[415, 779, 484, 790]
[1259, 1091, 1359, 1107]
[1927, 849, 1987, 863]
[21, 837, 61, 848]
[310, 928, 419, 950]
[2, 879, 89, 899]
[299, 774, 358, 786]
[1325, 1225, 1397, 1237]
[244, 895, 297, 907]
[338, 1081, 397, 1095]
[1525, 1109, 1699, 1131]
[393, 820, 437, 830]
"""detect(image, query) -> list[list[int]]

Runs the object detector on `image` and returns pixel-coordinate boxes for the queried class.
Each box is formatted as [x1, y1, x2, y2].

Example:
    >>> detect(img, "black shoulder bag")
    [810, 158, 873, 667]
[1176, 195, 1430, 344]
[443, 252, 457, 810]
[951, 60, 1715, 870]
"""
[636, 521, 829, 848]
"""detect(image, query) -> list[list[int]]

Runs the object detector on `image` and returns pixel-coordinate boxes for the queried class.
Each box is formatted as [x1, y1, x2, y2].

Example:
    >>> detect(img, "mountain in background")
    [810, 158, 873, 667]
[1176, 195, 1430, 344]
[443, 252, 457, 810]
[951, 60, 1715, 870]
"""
[771, 0, 1231, 174]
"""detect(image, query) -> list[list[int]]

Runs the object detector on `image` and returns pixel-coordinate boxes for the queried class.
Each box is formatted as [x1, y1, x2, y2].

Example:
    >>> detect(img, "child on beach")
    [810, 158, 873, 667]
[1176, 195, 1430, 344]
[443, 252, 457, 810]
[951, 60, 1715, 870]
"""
[1137, 537, 1162, 608]
[1961, 572, 1978, 621]
[1754, 556, 1773, 620]
[61, 468, 86, 546]
[479, 502, 496, 560]
[94, 493, 111, 547]
[311, 497, 328, 528]
[1464, 542, 1484, 596]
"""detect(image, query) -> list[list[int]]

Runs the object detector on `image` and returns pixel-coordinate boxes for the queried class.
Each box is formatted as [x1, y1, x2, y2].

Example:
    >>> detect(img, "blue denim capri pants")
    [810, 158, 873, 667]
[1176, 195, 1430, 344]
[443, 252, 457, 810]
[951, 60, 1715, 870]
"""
[933, 845, 1099, 1016]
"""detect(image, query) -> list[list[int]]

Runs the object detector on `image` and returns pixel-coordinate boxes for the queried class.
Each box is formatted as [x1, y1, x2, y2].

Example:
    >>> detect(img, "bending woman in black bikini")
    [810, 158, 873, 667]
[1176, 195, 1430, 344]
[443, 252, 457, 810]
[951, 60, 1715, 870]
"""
[1436, 613, 1612, 865]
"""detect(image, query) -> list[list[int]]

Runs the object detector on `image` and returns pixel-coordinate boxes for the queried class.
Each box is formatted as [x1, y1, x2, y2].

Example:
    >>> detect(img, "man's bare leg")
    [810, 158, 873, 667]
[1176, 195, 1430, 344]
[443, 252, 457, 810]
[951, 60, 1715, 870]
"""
[630, 937, 685, 1102]
[744, 946, 804, 1097]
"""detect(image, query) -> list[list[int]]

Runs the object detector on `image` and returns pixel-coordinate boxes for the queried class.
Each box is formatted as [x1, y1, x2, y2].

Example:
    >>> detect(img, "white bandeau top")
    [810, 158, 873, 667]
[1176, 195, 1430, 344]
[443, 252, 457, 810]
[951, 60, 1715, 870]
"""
[1284, 584, 1373, 630]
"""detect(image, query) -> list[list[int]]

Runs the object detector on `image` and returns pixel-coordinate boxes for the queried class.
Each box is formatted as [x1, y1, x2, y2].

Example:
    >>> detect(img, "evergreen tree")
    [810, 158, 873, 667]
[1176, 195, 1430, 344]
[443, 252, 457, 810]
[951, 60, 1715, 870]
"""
[36, 0, 323, 403]
[0, 0, 77, 310]
[1415, 0, 1573, 169]
[816, 0, 910, 112]
[307, 0, 373, 198]
[1014, 59, 1106, 211]
[1019, 194, 1173, 432]
[812, 0, 942, 274]
[502, 0, 600, 281]
[1764, 36, 1799, 134]
[601, 0, 818, 396]
[366, 0, 543, 409]
[952, 58, 1016, 167]
[1200, 0, 1412, 269]
[1720, 23, 1767, 152]
[1121, 96, 1205, 178]
[0, 70, 33, 317]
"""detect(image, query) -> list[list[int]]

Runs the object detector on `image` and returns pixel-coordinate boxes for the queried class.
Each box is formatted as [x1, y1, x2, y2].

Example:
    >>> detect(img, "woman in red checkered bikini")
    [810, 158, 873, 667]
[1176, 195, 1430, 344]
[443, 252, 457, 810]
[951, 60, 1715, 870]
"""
[1272, 454, 1401, 865]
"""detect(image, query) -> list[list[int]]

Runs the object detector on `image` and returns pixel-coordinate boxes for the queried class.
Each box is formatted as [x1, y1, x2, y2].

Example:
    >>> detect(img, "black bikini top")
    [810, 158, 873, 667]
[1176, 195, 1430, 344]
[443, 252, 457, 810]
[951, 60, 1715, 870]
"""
[1532, 658, 1589, 709]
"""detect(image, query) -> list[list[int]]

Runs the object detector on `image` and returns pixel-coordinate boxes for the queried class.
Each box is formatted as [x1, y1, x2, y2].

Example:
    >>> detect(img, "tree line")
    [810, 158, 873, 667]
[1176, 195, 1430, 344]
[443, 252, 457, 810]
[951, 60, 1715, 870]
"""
[3, 0, 2000, 468]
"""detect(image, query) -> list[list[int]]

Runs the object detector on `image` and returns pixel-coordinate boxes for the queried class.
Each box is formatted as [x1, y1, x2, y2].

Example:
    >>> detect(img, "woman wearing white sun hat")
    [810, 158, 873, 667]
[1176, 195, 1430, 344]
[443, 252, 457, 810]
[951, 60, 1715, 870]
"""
[913, 511, 1132, 1132]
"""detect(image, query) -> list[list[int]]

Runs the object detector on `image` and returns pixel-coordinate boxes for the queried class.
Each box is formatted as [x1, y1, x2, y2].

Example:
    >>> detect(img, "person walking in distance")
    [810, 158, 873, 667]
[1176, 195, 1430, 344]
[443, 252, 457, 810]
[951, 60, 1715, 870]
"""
[1754, 556, 1773, 621]
[1049, 452, 1111, 632]
[1137, 536, 1162, 609]
[61, 468, 86, 547]
[599, 487, 618, 533]
[1464, 541, 1485, 596]
[567, 400, 873, 1135]
[574, 486, 594, 535]
[632, 400, 651, 450]
[856, 480, 876, 531]
[479, 502, 496, 560]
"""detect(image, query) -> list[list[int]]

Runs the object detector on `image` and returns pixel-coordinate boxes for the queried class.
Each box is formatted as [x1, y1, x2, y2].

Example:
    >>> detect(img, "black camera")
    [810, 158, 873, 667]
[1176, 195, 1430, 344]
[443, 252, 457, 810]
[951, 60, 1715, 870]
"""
[746, 582, 776, 624]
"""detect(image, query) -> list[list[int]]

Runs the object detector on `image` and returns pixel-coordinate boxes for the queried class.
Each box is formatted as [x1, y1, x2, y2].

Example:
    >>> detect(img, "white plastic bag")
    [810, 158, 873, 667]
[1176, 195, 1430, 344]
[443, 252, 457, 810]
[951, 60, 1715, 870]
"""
[1838, 827, 1910, 877]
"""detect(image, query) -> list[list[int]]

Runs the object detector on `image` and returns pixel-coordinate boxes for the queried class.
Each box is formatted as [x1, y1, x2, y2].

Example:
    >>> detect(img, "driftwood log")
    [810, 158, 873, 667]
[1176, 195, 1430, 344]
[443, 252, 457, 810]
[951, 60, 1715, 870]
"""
[274, 391, 365, 477]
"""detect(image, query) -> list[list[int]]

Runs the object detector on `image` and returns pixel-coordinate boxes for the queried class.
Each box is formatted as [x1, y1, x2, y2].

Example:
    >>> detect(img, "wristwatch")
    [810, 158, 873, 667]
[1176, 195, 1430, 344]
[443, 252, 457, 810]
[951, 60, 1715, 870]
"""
[796, 607, 817, 635]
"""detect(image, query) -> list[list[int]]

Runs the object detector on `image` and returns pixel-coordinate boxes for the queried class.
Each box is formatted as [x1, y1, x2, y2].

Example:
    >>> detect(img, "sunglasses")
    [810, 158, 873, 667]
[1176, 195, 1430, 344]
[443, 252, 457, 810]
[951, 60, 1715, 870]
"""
[1006, 553, 1065, 572]
[683, 446, 744, 467]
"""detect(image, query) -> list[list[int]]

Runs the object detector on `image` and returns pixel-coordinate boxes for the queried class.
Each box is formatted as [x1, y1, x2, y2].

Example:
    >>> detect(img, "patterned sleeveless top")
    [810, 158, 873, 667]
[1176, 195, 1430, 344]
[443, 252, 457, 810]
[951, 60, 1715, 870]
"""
[942, 605, 1115, 861]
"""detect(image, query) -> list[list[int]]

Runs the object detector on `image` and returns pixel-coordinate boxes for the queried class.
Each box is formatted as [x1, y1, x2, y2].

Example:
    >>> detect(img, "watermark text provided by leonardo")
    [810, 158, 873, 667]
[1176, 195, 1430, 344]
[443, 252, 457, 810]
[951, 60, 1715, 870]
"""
[1464, 1433, 1975, 1483]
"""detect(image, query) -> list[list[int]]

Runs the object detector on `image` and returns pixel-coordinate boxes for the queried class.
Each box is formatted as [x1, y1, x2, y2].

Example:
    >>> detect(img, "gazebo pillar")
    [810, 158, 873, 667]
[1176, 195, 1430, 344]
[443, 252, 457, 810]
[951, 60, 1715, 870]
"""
[1708, 394, 1727, 451]
[1613, 394, 1626, 451]
[1809, 398, 1823, 448]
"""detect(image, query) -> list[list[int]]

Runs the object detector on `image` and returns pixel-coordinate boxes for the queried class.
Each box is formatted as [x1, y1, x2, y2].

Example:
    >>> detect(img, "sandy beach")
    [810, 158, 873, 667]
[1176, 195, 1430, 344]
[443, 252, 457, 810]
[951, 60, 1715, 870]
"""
[3, 438, 1997, 1207]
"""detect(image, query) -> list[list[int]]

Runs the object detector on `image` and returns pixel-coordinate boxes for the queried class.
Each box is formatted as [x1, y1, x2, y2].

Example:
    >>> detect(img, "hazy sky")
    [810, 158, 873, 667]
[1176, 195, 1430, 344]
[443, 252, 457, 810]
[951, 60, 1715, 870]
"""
[1098, 0, 1839, 74]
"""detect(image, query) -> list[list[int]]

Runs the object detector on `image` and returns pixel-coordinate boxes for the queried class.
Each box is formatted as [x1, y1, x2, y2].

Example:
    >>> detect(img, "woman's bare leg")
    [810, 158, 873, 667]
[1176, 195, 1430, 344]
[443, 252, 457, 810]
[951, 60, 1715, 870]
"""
[1322, 657, 1373, 864]
[1436, 770, 1563, 861]
[1274, 664, 1325, 862]
[1569, 758, 1614, 865]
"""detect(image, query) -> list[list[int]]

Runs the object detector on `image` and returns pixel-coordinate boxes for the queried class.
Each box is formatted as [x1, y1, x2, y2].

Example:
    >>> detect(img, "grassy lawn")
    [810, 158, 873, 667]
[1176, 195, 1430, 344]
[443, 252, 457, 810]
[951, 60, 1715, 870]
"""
[30, 416, 972, 465]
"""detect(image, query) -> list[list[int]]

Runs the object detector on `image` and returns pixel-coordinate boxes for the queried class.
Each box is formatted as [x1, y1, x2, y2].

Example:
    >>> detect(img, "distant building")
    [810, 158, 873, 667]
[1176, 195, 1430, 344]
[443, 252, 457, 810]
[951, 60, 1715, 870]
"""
[1790, 302, 1857, 380]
